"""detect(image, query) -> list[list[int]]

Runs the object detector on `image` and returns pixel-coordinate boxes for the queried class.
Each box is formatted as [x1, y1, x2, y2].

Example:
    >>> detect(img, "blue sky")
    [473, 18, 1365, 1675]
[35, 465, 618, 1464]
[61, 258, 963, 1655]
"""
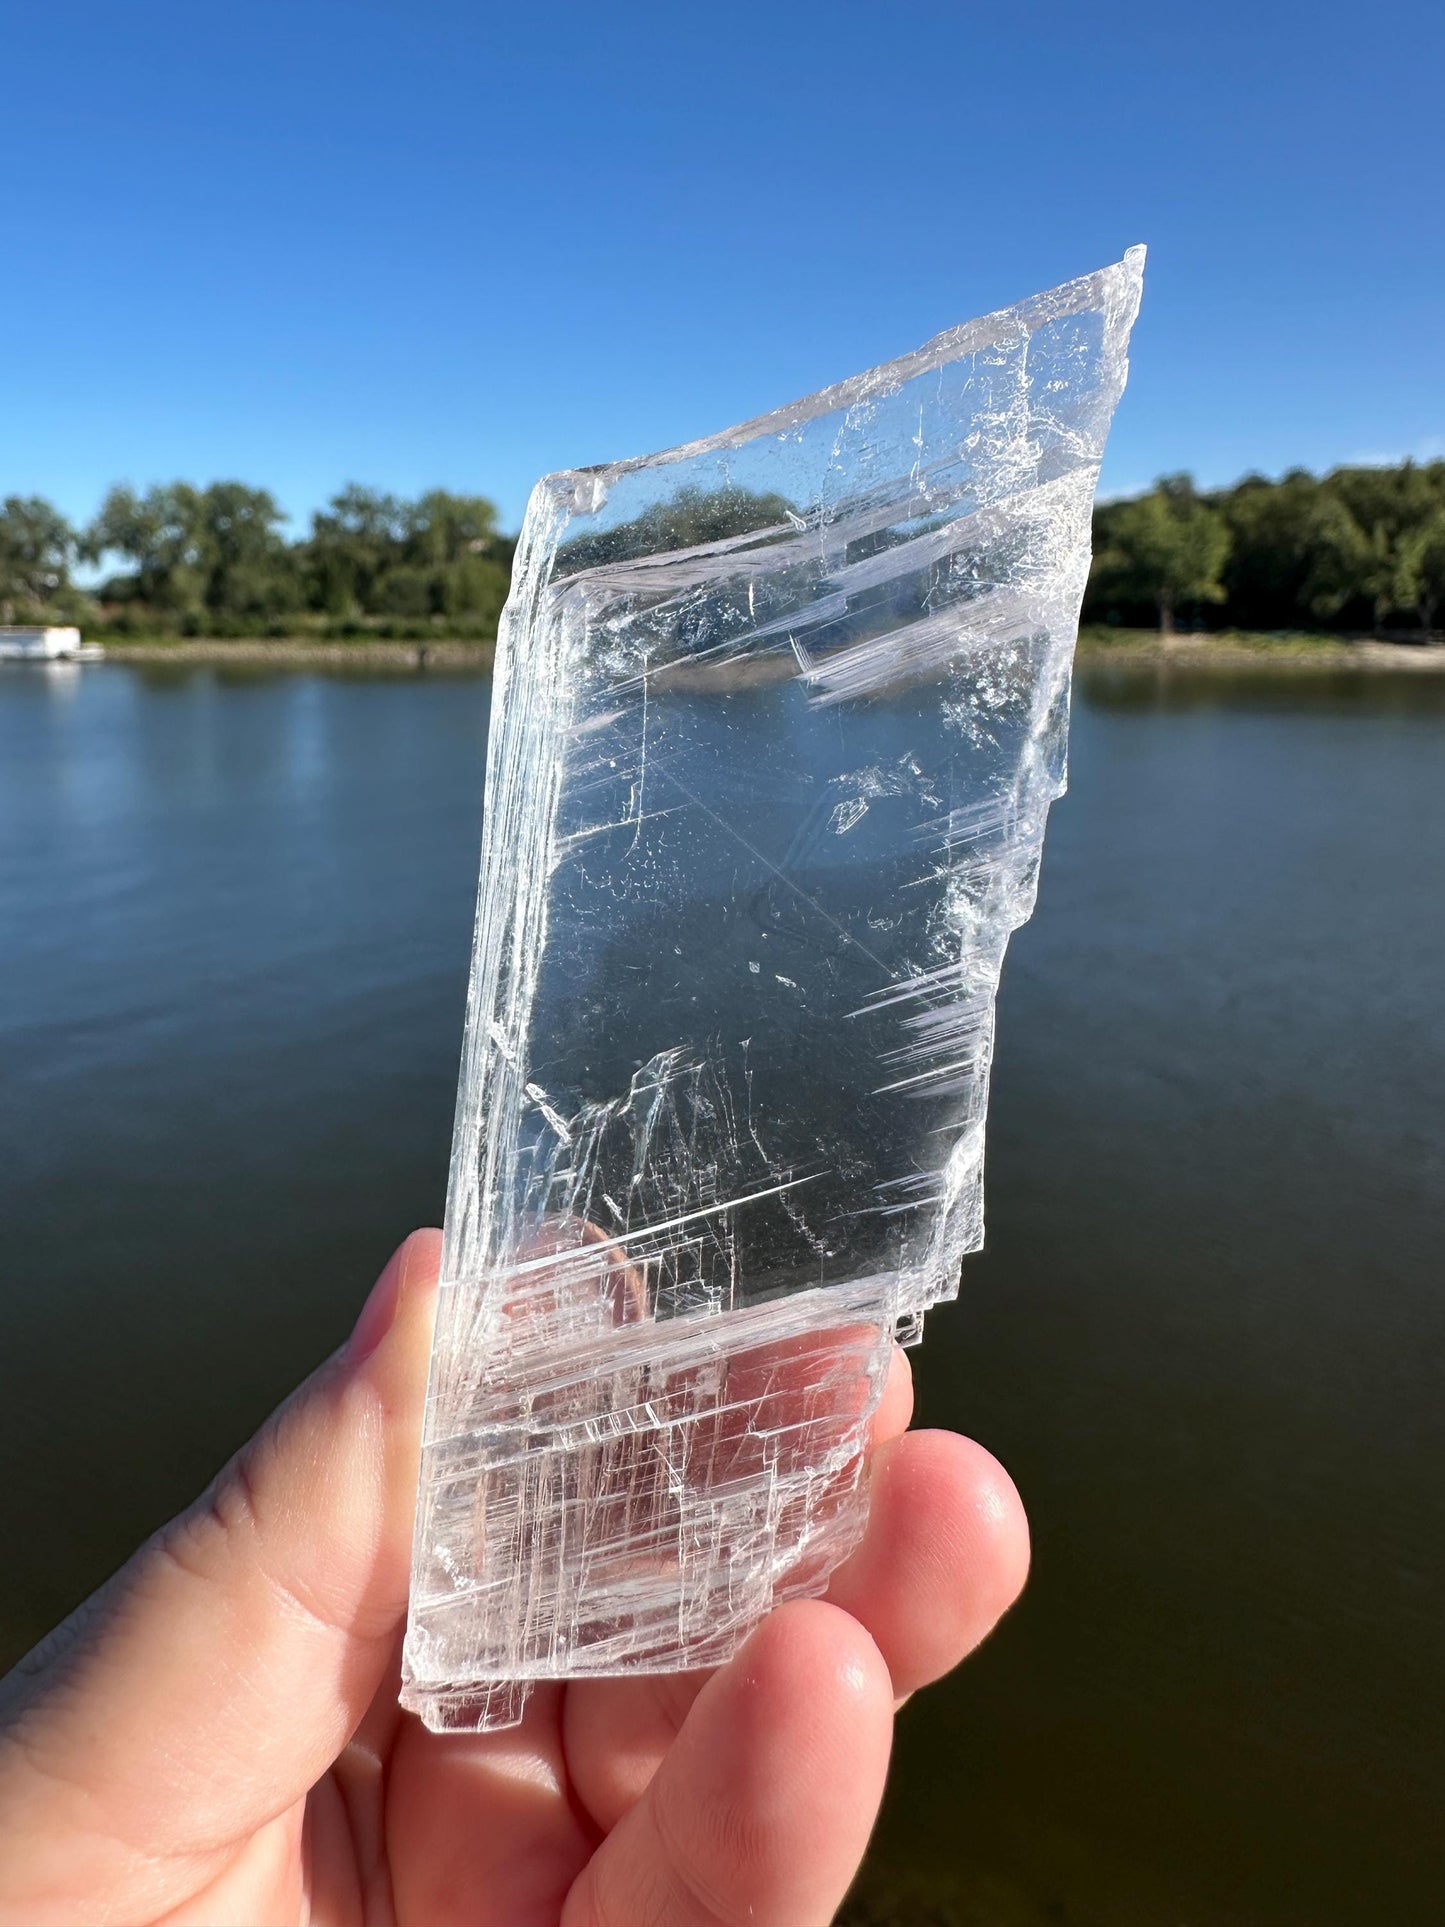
[3, 0, 1441, 535]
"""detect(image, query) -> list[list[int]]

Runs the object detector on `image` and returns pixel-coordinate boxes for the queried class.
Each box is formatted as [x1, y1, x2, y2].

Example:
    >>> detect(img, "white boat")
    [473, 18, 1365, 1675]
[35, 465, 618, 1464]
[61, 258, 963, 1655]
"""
[0, 625, 104, 663]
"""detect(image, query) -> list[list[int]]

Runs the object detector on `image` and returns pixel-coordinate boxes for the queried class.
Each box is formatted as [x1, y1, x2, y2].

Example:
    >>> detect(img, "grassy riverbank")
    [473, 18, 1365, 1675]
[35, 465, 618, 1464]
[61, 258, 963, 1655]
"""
[95, 628, 1445, 676]
[1077, 625, 1445, 670]
[100, 637, 496, 672]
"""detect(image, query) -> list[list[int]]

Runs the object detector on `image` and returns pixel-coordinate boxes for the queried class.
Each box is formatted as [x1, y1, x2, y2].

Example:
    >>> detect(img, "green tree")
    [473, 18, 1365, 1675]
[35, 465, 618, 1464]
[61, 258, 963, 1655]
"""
[554, 484, 796, 577]
[440, 551, 510, 625]
[84, 481, 291, 627]
[1092, 476, 1231, 637]
[305, 485, 407, 615]
[399, 490, 510, 625]
[0, 495, 75, 618]
[376, 566, 432, 619]
[192, 482, 291, 621]
[1301, 496, 1418, 635]
[1354, 522, 1416, 636]
[83, 483, 206, 615]
[1215, 468, 1323, 630]
[404, 490, 501, 568]
[1401, 509, 1445, 636]
[1308, 461, 1445, 633]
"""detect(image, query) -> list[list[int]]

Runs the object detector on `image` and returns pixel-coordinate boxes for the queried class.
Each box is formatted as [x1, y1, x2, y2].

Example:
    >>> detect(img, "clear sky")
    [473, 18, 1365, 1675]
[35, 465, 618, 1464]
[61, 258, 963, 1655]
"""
[3, 0, 1441, 535]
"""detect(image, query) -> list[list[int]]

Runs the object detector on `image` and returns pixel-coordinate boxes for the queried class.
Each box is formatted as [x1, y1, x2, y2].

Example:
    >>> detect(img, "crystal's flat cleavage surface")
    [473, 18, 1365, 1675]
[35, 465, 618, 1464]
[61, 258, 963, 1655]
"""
[401, 251, 1145, 1731]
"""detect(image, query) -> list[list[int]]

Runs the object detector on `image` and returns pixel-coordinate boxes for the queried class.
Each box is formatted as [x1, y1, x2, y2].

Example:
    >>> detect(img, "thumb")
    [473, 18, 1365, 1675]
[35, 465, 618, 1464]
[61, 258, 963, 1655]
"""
[0, 1227, 441, 1918]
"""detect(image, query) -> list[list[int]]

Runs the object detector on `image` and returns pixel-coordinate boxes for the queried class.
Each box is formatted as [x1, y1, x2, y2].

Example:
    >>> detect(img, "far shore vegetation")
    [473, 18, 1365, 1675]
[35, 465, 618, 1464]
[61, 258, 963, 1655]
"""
[0, 484, 513, 645]
[4, 460, 1445, 659]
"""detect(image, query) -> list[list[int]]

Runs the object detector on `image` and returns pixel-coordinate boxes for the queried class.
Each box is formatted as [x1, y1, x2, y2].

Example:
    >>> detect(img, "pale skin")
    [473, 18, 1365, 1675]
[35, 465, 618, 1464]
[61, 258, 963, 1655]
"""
[0, 1229, 1029, 1927]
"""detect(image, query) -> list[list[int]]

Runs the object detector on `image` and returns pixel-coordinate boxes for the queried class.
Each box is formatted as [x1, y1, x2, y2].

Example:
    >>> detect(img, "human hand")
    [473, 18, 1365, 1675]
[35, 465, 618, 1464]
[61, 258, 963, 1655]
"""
[0, 1229, 1028, 1926]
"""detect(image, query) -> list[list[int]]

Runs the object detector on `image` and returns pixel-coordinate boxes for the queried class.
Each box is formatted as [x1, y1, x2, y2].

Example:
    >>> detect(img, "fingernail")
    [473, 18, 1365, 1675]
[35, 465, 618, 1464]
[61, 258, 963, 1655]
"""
[348, 1244, 406, 1365]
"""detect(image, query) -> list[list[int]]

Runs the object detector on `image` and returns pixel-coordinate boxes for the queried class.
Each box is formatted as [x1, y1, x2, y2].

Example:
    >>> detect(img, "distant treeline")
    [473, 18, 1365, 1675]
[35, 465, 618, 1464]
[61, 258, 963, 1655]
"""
[4, 459, 1444, 644]
[1084, 461, 1445, 638]
[0, 484, 515, 640]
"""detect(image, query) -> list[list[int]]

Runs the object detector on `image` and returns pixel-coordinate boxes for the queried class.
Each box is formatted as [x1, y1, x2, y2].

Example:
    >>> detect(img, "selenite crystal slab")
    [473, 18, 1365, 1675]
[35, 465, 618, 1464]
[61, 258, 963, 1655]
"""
[402, 249, 1145, 1731]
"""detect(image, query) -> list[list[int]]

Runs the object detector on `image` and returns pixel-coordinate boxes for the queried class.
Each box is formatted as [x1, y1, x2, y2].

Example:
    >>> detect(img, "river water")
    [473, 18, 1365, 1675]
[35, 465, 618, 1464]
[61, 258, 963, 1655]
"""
[2, 660, 1442, 1923]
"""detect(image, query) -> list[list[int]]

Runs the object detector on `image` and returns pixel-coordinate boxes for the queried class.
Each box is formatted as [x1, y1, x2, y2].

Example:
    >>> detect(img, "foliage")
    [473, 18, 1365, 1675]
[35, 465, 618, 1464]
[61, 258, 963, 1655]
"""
[84, 481, 295, 626]
[1091, 475, 1231, 635]
[0, 495, 78, 619]
[301, 486, 510, 628]
[1401, 509, 1445, 635]
[554, 484, 796, 576]
[7, 460, 1445, 644]
[1088, 458, 1445, 637]
[38, 481, 512, 639]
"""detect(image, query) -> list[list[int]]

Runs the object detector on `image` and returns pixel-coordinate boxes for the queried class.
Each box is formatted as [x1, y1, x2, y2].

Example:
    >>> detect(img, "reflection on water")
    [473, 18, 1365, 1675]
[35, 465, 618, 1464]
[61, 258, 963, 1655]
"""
[1, 662, 1442, 1923]
[1083, 657, 1445, 718]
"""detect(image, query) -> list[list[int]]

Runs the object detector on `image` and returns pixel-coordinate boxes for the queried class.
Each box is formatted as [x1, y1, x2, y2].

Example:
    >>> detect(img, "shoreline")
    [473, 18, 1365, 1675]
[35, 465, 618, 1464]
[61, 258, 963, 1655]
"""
[99, 638, 497, 672]
[82, 632, 1445, 676]
[1077, 632, 1445, 673]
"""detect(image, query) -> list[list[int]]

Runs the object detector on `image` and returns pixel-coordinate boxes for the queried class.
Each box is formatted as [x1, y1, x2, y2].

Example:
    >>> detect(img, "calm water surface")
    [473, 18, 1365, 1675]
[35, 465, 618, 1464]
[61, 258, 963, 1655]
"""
[2, 661, 1442, 1924]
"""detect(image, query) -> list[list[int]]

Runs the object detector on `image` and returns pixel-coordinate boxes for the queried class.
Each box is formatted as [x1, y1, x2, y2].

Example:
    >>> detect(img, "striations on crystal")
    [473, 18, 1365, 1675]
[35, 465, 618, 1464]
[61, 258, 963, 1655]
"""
[401, 249, 1146, 1732]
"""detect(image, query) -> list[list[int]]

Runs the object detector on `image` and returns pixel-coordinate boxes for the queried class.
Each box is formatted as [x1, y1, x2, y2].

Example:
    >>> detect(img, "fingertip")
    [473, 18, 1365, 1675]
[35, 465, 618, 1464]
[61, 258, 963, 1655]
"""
[660, 1603, 892, 1926]
[734, 1599, 894, 1744]
[871, 1345, 915, 1444]
[904, 1431, 1031, 1611]
[346, 1228, 441, 1367]
[961, 1438, 1031, 1613]
[389, 1226, 444, 1345]
[565, 1602, 892, 1927]
[397, 1225, 444, 1293]
[828, 1430, 1029, 1697]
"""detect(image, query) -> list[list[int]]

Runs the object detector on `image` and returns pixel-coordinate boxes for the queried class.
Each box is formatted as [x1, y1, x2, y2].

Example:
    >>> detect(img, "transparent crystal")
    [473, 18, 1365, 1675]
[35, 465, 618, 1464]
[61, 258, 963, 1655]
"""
[401, 249, 1145, 1731]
